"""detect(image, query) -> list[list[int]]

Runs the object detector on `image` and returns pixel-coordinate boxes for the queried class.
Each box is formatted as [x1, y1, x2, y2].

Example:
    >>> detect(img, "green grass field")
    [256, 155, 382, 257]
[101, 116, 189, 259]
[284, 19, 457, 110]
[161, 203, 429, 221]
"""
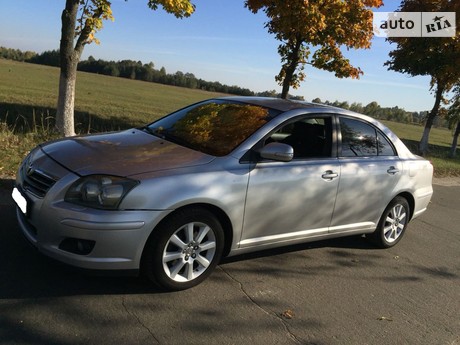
[1, 58, 459, 178]
[0, 59, 225, 130]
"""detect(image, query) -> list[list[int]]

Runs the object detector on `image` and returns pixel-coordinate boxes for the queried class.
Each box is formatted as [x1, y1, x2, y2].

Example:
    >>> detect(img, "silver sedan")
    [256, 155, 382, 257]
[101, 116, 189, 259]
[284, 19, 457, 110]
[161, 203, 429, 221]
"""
[12, 97, 433, 290]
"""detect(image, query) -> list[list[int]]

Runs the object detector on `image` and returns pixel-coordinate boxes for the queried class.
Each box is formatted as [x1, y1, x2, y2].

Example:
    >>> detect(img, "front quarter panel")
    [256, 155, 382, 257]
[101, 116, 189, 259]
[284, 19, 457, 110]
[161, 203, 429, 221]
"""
[122, 157, 250, 250]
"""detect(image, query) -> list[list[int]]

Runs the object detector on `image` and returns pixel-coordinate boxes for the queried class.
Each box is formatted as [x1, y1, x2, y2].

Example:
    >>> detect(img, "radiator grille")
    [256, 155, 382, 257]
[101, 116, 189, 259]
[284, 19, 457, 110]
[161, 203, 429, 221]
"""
[21, 165, 57, 198]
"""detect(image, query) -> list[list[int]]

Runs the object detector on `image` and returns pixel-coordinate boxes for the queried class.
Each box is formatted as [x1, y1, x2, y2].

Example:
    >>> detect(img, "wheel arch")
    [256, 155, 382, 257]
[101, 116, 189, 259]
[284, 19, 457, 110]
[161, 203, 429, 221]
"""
[143, 203, 234, 259]
[395, 191, 415, 221]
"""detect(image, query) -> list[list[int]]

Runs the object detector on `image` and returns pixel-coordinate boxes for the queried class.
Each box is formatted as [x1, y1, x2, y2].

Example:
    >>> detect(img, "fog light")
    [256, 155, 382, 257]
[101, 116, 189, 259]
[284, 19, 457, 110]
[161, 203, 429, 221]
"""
[59, 238, 96, 255]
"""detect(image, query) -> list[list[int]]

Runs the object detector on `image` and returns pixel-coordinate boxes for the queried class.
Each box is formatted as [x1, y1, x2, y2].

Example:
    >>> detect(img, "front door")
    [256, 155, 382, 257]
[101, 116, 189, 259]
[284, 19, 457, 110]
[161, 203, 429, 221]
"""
[240, 116, 340, 248]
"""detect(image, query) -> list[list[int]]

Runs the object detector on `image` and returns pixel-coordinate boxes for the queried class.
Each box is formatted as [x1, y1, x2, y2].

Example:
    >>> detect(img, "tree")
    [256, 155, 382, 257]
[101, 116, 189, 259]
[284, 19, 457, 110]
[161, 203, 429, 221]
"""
[245, 0, 383, 99]
[385, 0, 460, 155]
[57, 0, 195, 137]
[447, 85, 460, 158]
[0, 46, 36, 61]
[184, 72, 198, 89]
[349, 102, 364, 113]
[363, 101, 380, 117]
[28, 49, 60, 66]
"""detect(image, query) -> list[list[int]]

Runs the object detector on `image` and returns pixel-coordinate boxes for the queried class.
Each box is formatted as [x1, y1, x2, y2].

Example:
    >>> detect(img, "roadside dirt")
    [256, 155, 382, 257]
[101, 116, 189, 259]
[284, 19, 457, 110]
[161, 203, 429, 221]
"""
[433, 176, 460, 186]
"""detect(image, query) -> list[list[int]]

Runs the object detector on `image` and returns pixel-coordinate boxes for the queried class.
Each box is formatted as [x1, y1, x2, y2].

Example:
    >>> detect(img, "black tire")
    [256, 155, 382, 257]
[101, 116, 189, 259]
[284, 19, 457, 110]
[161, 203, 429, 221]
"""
[141, 207, 224, 291]
[370, 196, 410, 248]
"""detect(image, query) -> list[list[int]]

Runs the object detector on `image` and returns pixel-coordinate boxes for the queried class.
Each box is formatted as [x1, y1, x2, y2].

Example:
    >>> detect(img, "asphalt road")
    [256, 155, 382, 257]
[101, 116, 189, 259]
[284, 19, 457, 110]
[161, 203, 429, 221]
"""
[0, 180, 459, 345]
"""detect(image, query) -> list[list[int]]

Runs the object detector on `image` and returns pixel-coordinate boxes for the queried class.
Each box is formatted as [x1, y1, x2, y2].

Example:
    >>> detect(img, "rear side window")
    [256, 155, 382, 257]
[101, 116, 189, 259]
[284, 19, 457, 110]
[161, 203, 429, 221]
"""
[340, 117, 396, 157]
[377, 132, 397, 156]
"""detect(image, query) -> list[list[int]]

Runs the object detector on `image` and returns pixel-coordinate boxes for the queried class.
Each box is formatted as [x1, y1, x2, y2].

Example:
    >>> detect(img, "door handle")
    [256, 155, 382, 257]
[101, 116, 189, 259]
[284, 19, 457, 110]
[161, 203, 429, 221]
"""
[387, 166, 400, 175]
[322, 170, 339, 181]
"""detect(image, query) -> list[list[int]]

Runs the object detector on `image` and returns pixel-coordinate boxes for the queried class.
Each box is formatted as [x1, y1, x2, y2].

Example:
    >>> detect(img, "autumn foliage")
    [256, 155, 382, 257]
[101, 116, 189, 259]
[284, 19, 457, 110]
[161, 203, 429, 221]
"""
[75, 0, 114, 45]
[245, 0, 383, 98]
[76, 0, 195, 46]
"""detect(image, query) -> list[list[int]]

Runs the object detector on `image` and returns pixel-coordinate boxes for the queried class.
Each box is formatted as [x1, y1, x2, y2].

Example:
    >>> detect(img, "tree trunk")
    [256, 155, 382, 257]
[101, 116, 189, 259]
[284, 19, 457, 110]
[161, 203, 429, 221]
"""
[280, 71, 293, 99]
[280, 38, 302, 99]
[419, 84, 444, 155]
[449, 121, 460, 158]
[56, 0, 83, 137]
[56, 68, 77, 136]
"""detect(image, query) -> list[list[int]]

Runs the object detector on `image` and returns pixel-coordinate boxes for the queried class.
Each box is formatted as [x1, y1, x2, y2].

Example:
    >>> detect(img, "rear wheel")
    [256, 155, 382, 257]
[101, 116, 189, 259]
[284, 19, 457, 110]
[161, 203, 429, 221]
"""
[141, 207, 224, 291]
[370, 196, 410, 248]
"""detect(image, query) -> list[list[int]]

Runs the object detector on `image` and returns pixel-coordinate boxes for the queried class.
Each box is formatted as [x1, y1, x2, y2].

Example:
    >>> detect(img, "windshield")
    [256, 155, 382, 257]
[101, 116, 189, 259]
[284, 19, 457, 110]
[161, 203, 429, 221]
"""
[145, 100, 278, 156]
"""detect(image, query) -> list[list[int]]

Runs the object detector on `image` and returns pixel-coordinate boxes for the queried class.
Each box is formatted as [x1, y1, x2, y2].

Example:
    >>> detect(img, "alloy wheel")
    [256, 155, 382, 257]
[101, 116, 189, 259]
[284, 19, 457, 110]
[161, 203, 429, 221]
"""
[383, 204, 407, 243]
[162, 221, 217, 282]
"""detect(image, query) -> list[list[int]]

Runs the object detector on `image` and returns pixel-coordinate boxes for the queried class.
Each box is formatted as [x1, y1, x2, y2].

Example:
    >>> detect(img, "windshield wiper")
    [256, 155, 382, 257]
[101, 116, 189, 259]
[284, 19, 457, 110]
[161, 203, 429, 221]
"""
[142, 126, 181, 144]
[142, 126, 165, 139]
[142, 126, 200, 151]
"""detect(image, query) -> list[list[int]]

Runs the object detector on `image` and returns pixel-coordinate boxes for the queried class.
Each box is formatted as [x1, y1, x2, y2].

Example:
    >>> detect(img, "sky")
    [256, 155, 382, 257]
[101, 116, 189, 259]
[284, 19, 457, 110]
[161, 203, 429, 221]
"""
[0, 0, 447, 112]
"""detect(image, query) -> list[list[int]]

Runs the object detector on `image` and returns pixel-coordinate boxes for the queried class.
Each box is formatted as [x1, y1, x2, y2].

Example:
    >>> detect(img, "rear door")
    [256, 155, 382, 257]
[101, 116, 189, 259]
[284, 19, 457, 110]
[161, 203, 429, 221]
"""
[330, 116, 402, 233]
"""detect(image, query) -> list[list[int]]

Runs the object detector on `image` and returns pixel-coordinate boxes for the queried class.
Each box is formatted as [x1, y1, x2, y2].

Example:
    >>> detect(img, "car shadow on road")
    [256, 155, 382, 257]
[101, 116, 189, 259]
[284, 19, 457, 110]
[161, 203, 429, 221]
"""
[220, 234, 376, 265]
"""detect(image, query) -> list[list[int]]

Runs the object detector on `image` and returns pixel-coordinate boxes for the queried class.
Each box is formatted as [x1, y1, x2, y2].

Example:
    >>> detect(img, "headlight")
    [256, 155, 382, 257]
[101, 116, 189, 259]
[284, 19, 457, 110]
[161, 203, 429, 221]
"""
[65, 175, 139, 210]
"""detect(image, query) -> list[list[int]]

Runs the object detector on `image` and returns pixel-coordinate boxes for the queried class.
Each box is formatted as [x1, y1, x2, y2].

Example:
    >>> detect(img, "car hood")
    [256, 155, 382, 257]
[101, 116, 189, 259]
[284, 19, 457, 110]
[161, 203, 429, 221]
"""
[40, 129, 215, 176]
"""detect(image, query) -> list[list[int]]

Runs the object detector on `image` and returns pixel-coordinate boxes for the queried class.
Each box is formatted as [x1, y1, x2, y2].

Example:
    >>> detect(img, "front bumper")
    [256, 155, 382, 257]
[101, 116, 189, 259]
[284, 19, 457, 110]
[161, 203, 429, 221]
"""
[15, 201, 164, 270]
[14, 148, 168, 271]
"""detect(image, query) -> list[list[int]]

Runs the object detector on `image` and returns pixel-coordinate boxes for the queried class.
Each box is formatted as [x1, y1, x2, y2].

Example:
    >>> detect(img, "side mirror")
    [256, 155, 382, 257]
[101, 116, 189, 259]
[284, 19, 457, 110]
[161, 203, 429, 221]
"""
[259, 142, 294, 162]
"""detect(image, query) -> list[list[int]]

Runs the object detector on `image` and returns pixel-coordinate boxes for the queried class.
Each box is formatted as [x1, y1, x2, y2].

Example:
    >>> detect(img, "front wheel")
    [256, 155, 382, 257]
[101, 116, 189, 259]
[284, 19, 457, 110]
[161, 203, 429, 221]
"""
[141, 208, 224, 291]
[370, 196, 410, 248]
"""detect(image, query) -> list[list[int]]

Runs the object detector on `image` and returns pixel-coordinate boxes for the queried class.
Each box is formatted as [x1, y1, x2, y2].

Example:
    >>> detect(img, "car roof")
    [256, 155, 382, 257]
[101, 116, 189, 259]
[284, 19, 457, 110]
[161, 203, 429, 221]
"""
[217, 96, 339, 112]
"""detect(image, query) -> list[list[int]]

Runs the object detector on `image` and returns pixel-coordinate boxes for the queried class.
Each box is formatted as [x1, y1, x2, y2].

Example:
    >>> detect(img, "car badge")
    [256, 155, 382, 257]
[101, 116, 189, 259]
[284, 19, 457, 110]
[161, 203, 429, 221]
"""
[26, 165, 35, 176]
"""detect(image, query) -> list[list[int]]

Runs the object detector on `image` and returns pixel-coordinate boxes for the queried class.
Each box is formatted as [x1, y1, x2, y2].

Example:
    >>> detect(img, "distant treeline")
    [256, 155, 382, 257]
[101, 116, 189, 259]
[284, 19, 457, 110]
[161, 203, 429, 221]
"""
[311, 98, 430, 125]
[0, 46, 256, 96]
[1, 46, 435, 126]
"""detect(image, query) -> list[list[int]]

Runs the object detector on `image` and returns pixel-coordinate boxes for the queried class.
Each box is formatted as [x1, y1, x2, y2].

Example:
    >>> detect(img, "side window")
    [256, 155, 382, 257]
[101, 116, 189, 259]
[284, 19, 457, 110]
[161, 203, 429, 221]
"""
[377, 132, 397, 156]
[266, 117, 333, 158]
[340, 117, 396, 157]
